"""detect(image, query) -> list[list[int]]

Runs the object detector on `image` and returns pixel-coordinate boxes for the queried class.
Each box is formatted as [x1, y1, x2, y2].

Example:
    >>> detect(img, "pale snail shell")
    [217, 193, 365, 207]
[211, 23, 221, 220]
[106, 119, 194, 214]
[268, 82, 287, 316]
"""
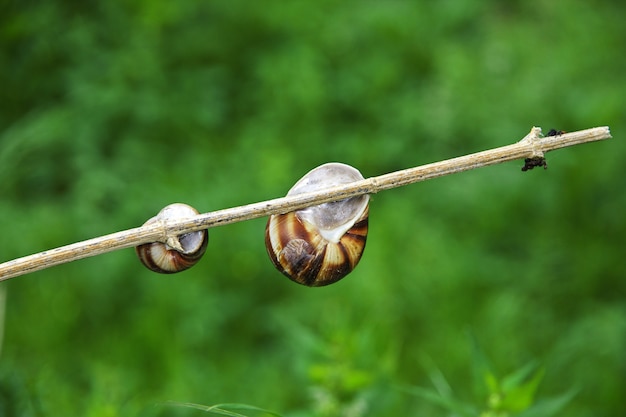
[136, 203, 208, 273]
[265, 163, 369, 287]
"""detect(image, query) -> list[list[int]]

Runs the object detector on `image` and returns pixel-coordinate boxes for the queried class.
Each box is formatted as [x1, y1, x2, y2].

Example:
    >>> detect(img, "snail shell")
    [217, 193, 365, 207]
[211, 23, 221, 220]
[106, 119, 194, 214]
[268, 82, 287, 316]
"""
[136, 203, 208, 273]
[265, 163, 369, 287]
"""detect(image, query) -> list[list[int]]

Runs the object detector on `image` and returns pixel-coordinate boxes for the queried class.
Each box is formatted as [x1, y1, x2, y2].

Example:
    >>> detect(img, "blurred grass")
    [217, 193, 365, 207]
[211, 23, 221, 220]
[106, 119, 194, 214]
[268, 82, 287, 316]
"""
[1, 1, 625, 416]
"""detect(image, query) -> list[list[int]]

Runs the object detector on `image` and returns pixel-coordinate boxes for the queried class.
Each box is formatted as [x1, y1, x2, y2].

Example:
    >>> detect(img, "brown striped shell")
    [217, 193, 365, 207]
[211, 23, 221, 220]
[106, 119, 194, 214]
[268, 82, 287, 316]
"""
[265, 163, 369, 287]
[136, 203, 208, 274]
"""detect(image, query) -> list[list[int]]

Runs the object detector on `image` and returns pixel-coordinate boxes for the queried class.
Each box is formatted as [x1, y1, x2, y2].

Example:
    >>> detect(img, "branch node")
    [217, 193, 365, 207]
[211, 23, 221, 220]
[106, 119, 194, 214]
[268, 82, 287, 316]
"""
[519, 126, 545, 158]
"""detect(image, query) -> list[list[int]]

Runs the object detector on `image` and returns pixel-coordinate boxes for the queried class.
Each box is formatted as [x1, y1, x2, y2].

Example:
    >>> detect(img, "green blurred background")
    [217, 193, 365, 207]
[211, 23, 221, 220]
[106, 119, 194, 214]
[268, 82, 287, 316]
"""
[1, 1, 624, 416]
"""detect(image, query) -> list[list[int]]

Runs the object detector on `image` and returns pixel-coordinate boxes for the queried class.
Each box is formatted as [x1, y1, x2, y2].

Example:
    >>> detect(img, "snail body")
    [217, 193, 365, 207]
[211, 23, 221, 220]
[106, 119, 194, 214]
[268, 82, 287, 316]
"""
[265, 163, 369, 287]
[136, 203, 208, 273]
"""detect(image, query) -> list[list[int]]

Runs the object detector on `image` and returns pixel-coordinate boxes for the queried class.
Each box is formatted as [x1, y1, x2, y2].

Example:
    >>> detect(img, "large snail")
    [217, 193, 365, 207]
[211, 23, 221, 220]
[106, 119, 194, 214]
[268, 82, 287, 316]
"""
[136, 203, 208, 273]
[265, 163, 369, 287]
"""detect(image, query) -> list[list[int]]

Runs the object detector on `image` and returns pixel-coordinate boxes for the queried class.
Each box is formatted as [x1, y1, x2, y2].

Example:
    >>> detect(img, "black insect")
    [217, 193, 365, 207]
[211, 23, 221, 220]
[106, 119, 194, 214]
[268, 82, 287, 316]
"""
[522, 156, 547, 171]
[546, 128, 565, 137]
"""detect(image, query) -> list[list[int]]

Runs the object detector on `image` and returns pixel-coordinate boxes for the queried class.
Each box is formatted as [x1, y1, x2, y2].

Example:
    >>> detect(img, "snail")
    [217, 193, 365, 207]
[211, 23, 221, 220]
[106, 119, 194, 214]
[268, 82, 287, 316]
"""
[265, 163, 369, 287]
[136, 203, 208, 273]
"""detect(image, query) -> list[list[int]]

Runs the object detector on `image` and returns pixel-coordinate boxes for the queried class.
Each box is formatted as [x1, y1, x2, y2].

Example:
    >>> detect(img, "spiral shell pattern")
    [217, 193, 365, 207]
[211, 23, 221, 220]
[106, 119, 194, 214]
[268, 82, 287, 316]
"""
[135, 203, 208, 274]
[266, 207, 368, 286]
[265, 163, 369, 287]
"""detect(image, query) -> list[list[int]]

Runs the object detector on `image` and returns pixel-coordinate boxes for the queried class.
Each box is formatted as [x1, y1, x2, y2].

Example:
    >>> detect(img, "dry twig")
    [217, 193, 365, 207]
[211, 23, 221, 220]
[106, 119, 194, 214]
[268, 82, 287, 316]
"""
[0, 126, 611, 281]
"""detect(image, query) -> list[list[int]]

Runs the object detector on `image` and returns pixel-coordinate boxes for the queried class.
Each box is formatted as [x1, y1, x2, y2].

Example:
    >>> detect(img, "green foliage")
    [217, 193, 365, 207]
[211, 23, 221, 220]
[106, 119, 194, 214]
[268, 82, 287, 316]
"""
[168, 402, 283, 417]
[403, 338, 576, 417]
[1, 0, 625, 416]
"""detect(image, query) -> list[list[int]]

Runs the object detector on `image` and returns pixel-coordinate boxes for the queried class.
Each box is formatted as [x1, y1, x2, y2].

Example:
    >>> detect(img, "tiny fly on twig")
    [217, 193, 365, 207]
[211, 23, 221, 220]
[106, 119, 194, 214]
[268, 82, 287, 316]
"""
[546, 128, 565, 137]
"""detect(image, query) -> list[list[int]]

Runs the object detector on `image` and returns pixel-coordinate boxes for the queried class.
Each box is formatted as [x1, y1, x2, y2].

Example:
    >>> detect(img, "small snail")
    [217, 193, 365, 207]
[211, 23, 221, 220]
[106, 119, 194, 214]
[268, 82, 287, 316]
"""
[265, 163, 369, 287]
[136, 203, 208, 273]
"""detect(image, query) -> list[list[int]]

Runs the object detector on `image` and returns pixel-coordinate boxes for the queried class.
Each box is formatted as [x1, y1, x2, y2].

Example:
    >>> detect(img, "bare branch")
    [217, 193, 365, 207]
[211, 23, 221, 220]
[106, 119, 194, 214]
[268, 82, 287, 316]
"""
[0, 126, 611, 281]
